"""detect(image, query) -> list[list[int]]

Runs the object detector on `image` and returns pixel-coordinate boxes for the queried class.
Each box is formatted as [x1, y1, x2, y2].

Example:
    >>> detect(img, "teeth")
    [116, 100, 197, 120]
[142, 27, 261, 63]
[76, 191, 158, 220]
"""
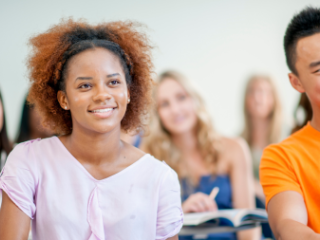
[92, 108, 113, 113]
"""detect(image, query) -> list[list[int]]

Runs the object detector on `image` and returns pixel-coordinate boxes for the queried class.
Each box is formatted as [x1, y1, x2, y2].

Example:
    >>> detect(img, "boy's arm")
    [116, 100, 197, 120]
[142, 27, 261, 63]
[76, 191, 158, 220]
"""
[268, 191, 320, 240]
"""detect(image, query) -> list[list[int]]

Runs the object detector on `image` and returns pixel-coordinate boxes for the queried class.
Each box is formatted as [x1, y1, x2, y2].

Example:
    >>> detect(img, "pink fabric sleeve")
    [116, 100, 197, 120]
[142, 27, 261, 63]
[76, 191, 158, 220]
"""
[156, 168, 183, 240]
[0, 140, 38, 219]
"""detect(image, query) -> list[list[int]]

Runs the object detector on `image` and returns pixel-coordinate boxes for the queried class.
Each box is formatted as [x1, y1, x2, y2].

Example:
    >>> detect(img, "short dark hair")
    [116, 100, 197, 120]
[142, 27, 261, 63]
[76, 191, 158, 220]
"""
[284, 7, 320, 75]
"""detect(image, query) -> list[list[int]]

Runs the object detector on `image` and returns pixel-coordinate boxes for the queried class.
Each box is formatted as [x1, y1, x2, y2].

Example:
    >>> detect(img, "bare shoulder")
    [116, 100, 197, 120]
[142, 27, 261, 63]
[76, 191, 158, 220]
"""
[219, 136, 246, 156]
[139, 143, 148, 152]
[219, 136, 251, 166]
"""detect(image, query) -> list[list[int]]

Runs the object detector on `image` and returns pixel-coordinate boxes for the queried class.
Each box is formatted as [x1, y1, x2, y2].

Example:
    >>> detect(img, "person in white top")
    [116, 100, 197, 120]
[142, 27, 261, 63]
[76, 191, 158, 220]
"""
[0, 19, 183, 240]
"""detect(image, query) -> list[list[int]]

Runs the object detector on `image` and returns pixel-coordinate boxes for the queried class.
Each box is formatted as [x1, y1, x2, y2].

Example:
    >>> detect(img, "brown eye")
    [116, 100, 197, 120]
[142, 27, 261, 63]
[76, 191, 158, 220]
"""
[79, 83, 91, 89]
[109, 80, 120, 86]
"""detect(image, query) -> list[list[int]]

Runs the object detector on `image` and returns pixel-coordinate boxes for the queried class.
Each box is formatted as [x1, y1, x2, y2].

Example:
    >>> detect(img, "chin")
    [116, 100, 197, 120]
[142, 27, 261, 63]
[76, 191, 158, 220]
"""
[85, 124, 119, 134]
[168, 125, 194, 135]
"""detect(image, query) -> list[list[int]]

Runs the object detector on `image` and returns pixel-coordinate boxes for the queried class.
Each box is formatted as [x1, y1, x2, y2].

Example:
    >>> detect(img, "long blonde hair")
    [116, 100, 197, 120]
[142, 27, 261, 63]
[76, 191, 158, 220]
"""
[241, 75, 282, 146]
[142, 71, 220, 178]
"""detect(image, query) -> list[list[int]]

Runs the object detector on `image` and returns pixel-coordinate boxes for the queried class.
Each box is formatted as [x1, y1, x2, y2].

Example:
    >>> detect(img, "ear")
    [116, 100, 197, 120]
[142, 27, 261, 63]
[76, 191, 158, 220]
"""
[57, 91, 69, 110]
[288, 73, 305, 93]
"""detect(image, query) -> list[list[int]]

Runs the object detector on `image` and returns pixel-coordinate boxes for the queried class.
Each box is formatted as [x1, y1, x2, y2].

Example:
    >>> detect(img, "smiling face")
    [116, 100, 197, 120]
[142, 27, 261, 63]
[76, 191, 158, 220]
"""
[289, 33, 320, 110]
[156, 78, 198, 135]
[57, 47, 129, 135]
[246, 79, 275, 120]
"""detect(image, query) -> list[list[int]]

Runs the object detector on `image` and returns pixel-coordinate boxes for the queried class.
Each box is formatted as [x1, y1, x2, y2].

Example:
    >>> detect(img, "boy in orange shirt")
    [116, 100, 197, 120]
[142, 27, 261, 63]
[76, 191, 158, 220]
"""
[260, 7, 320, 240]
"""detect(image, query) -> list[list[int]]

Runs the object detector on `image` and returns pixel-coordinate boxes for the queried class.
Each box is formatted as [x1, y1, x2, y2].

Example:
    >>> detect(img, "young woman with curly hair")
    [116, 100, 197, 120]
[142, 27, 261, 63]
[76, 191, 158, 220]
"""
[142, 71, 260, 240]
[0, 19, 182, 240]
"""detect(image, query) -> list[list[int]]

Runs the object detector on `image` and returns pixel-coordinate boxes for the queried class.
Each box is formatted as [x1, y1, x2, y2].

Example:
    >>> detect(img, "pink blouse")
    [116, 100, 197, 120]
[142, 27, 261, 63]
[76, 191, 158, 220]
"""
[0, 137, 183, 240]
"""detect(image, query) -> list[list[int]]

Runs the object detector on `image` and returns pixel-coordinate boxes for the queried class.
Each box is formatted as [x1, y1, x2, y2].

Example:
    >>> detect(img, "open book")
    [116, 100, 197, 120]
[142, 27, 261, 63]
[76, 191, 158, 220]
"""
[183, 209, 268, 228]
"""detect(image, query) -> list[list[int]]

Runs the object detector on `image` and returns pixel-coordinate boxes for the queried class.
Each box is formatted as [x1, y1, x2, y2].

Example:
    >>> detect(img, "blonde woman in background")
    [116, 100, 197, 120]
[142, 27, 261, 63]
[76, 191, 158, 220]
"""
[241, 75, 282, 202]
[142, 71, 260, 240]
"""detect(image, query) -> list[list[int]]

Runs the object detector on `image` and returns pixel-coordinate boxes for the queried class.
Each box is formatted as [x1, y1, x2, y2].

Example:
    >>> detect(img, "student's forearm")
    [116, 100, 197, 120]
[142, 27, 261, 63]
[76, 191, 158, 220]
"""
[276, 219, 320, 240]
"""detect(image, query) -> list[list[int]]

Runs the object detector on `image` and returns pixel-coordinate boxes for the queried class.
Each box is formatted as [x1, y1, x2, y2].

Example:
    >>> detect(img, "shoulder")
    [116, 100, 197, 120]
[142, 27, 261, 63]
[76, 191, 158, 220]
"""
[143, 154, 179, 182]
[123, 141, 175, 178]
[13, 137, 58, 151]
[275, 125, 312, 153]
[7, 138, 41, 162]
[219, 136, 251, 167]
[1, 139, 44, 186]
[259, 134, 307, 184]
[133, 154, 180, 194]
[145, 154, 177, 173]
[260, 135, 307, 208]
[6, 137, 57, 167]
[220, 136, 247, 153]
[261, 132, 304, 167]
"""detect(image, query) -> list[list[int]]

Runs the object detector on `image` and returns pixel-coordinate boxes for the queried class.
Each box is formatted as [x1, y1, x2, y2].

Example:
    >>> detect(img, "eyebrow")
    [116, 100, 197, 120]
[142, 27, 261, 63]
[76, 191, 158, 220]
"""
[75, 77, 93, 81]
[75, 73, 120, 81]
[107, 73, 120, 78]
[309, 60, 320, 68]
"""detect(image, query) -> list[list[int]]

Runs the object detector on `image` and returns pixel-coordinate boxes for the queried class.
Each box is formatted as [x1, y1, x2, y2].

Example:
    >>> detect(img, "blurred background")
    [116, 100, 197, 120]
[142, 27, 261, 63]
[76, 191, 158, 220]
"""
[1, 0, 319, 140]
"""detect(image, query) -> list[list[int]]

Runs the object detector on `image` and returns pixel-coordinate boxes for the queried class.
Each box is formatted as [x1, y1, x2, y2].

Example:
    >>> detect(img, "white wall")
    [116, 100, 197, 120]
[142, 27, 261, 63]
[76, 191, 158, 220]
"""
[1, 0, 319, 140]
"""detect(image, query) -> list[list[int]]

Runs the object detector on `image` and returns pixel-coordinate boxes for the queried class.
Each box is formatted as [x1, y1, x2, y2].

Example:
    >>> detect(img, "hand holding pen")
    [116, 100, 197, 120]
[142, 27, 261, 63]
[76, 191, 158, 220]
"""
[182, 187, 220, 213]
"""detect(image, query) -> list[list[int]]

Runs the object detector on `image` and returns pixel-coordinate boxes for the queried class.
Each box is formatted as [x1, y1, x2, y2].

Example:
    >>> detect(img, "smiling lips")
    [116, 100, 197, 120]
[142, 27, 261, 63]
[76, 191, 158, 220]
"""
[173, 115, 186, 124]
[91, 108, 113, 113]
[89, 107, 116, 118]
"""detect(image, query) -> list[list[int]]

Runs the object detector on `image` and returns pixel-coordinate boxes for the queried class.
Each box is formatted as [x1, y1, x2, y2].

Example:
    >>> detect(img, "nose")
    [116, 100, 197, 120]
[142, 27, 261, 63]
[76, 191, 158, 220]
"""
[169, 101, 181, 114]
[92, 83, 112, 103]
[253, 91, 263, 103]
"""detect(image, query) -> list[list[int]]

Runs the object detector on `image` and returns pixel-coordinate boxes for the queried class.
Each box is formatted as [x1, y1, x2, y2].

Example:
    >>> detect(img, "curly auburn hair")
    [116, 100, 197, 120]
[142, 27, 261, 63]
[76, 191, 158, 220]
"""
[28, 18, 153, 135]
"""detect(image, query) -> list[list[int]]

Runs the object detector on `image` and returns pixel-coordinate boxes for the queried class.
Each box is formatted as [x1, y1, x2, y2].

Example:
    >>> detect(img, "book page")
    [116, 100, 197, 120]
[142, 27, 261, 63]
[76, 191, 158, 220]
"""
[183, 209, 267, 226]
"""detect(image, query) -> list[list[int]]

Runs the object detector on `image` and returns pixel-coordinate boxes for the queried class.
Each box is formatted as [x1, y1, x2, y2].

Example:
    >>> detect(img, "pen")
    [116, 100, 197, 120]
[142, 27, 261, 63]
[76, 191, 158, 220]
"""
[209, 187, 219, 201]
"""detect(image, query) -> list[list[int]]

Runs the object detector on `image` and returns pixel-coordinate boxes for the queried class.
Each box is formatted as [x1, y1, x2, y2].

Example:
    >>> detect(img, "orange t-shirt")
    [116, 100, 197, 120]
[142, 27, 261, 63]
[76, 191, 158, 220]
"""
[260, 122, 320, 232]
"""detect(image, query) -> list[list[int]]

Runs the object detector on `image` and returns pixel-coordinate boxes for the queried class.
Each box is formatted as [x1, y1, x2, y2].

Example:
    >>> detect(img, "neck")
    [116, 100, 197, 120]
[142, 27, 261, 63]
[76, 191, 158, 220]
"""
[66, 123, 123, 165]
[249, 117, 271, 149]
[171, 130, 198, 154]
[310, 104, 320, 132]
